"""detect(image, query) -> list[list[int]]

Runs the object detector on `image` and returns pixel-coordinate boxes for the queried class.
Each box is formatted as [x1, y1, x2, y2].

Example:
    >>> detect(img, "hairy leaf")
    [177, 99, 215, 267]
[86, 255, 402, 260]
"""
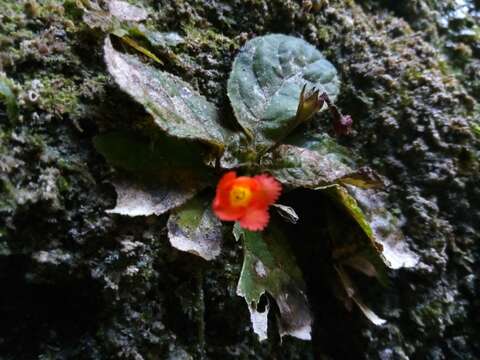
[272, 204, 299, 224]
[323, 185, 418, 270]
[335, 265, 386, 326]
[262, 144, 352, 188]
[106, 178, 196, 217]
[262, 132, 382, 189]
[287, 132, 356, 166]
[167, 196, 222, 261]
[347, 187, 419, 269]
[228, 34, 340, 147]
[236, 224, 312, 341]
[94, 131, 211, 216]
[104, 38, 229, 150]
[326, 202, 389, 286]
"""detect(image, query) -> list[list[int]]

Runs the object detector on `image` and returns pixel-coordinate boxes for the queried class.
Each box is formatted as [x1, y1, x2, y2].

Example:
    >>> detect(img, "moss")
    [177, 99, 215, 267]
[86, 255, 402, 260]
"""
[29, 76, 80, 117]
[56, 175, 70, 193]
[471, 122, 480, 138]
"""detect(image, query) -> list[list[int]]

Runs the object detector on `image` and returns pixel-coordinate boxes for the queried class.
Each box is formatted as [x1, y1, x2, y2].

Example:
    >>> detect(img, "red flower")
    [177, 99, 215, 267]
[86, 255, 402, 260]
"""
[213, 171, 282, 231]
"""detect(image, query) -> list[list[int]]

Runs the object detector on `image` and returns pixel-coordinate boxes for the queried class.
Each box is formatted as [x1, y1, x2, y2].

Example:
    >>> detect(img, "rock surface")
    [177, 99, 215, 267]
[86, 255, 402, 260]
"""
[0, 0, 479, 359]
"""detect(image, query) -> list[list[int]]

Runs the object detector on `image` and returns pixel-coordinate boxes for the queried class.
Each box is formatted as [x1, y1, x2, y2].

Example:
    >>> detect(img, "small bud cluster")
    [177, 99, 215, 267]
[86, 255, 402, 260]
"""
[296, 84, 353, 137]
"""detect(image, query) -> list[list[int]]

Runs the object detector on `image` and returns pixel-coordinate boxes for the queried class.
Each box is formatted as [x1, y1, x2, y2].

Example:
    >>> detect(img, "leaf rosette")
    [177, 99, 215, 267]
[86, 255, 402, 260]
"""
[94, 32, 419, 343]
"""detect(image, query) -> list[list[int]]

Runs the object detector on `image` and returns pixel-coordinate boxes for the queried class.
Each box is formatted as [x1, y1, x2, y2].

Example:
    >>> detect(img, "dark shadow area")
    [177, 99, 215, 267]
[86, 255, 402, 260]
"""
[0, 255, 105, 359]
[280, 189, 368, 360]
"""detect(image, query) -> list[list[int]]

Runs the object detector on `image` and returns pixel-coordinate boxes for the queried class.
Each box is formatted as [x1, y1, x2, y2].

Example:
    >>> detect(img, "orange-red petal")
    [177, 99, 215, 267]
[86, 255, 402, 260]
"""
[254, 174, 282, 206]
[213, 171, 246, 220]
[213, 200, 246, 220]
[239, 207, 270, 231]
[212, 172, 282, 231]
[217, 171, 237, 190]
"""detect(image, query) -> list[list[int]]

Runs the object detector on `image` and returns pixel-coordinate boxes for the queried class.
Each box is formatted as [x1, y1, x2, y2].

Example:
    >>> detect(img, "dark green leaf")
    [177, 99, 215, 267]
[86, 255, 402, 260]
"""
[272, 204, 299, 224]
[261, 144, 352, 188]
[346, 187, 419, 269]
[227, 34, 340, 147]
[260, 132, 383, 189]
[94, 131, 212, 216]
[335, 265, 386, 325]
[105, 178, 197, 217]
[236, 223, 312, 341]
[93, 131, 208, 175]
[323, 185, 418, 270]
[339, 167, 384, 189]
[104, 38, 229, 151]
[167, 195, 222, 261]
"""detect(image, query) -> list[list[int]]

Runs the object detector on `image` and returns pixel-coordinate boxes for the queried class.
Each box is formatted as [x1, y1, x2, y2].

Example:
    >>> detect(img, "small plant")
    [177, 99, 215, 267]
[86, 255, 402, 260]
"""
[95, 30, 418, 341]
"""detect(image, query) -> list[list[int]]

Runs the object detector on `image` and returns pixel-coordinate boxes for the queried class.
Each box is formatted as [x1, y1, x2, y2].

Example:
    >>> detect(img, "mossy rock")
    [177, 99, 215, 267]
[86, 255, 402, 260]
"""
[0, 0, 479, 359]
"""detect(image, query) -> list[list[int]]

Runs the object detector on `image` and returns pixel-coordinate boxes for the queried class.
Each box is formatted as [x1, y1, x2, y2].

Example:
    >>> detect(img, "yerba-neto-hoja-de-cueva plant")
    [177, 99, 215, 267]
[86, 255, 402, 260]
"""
[95, 29, 418, 341]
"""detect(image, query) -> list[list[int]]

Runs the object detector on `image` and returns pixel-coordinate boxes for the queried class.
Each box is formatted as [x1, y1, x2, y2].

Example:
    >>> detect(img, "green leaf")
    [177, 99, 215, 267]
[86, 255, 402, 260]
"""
[219, 132, 257, 170]
[338, 167, 384, 189]
[322, 185, 418, 270]
[272, 204, 299, 224]
[118, 35, 163, 65]
[236, 224, 312, 341]
[261, 144, 352, 188]
[104, 178, 197, 217]
[93, 131, 208, 175]
[346, 187, 419, 269]
[472, 122, 480, 138]
[104, 38, 229, 151]
[167, 195, 222, 261]
[323, 185, 382, 250]
[0, 73, 19, 122]
[94, 131, 211, 216]
[335, 265, 386, 326]
[262, 130, 384, 189]
[227, 34, 340, 147]
[287, 132, 356, 167]
[130, 25, 184, 47]
[325, 197, 389, 286]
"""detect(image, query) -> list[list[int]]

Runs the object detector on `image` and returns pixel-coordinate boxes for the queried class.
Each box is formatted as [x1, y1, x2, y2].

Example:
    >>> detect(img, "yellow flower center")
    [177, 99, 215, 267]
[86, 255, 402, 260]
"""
[229, 185, 253, 207]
